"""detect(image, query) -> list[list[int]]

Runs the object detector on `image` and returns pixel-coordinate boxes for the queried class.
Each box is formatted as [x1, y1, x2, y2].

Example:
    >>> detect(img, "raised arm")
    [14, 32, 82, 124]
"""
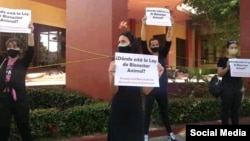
[140, 15, 151, 54]
[28, 22, 34, 46]
[161, 16, 174, 57]
[166, 16, 174, 41]
[141, 15, 147, 41]
[22, 22, 35, 67]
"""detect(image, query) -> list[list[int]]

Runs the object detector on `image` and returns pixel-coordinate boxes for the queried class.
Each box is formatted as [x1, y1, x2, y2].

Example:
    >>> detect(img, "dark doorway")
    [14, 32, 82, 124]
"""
[176, 38, 186, 68]
[153, 34, 165, 47]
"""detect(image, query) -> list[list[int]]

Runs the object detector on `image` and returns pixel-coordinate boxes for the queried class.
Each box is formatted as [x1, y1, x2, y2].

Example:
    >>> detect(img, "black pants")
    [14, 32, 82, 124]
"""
[0, 93, 32, 141]
[221, 82, 243, 125]
[143, 89, 172, 134]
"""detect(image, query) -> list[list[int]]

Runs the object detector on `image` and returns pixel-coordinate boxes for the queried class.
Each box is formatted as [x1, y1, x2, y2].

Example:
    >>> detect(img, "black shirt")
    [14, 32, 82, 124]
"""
[0, 46, 34, 100]
[141, 40, 172, 93]
[217, 57, 243, 88]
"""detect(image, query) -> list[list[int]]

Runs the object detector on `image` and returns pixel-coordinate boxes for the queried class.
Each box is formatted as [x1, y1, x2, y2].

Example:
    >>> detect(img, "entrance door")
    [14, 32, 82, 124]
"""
[176, 38, 186, 68]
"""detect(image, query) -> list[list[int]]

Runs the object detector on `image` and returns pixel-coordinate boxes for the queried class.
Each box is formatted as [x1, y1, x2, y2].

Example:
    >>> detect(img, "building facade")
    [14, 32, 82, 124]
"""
[1, 0, 249, 101]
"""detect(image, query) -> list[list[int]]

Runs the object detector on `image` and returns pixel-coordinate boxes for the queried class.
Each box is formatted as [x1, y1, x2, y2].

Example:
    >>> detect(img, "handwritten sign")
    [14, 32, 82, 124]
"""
[145, 7, 171, 26]
[229, 58, 250, 77]
[114, 52, 159, 87]
[0, 7, 31, 33]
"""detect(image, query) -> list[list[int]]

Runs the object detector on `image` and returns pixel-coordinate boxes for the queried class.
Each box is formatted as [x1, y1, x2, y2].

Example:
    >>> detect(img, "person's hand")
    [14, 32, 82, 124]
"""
[141, 15, 146, 25]
[119, 21, 128, 29]
[157, 63, 164, 77]
[108, 61, 116, 76]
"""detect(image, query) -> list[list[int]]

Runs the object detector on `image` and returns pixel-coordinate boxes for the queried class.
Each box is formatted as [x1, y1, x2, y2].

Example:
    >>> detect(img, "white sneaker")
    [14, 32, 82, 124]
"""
[144, 134, 148, 141]
[167, 132, 177, 141]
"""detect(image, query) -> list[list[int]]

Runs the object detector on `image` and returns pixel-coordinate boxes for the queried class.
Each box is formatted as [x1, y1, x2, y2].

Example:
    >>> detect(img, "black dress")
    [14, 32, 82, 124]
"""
[108, 86, 143, 141]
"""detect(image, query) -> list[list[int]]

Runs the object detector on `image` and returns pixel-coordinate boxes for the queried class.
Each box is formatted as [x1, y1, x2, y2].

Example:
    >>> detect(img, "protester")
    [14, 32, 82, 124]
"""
[217, 40, 244, 124]
[107, 31, 164, 141]
[140, 14, 177, 141]
[0, 23, 34, 141]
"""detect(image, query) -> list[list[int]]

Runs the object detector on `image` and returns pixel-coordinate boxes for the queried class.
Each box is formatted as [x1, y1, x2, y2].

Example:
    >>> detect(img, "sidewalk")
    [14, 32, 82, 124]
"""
[147, 124, 186, 141]
[150, 133, 186, 141]
[58, 117, 250, 141]
[148, 117, 250, 141]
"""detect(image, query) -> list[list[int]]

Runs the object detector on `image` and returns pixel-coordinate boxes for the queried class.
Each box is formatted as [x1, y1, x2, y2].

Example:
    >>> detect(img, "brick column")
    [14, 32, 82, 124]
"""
[66, 0, 128, 101]
[240, 0, 250, 87]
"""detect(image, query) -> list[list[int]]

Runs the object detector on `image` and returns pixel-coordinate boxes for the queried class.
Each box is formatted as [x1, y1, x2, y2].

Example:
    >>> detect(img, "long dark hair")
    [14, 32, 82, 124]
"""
[119, 31, 140, 54]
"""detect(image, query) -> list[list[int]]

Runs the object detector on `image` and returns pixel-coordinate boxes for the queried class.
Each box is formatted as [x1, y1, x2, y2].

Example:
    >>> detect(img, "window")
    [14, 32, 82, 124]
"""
[34, 23, 66, 68]
[0, 24, 66, 69]
[176, 38, 186, 67]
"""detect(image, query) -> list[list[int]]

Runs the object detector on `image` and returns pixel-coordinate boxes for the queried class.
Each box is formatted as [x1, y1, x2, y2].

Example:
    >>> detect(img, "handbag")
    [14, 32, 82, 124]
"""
[208, 75, 222, 98]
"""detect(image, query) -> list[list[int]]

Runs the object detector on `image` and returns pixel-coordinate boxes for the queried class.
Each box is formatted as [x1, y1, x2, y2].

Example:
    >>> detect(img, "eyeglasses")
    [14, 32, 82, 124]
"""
[228, 40, 237, 44]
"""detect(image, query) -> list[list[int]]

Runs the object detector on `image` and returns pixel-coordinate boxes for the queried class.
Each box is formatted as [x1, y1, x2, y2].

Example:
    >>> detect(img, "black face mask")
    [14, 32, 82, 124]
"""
[118, 45, 131, 53]
[151, 47, 159, 53]
[7, 49, 20, 58]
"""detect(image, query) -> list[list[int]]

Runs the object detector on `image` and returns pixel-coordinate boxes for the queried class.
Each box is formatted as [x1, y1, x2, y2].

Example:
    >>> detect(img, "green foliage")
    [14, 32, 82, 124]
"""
[240, 98, 250, 116]
[185, 0, 239, 31]
[27, 87, 88, 110]
[168, 67, 214, 97]
[10, 102, 109, 140]
[184, 0, 240, 48]
[30, 108, 63, 138]
[8, 87, 250, 140]
[201, 32, 239, 50]
[152, 97, 249, 126]
[63, 102, 109, 136]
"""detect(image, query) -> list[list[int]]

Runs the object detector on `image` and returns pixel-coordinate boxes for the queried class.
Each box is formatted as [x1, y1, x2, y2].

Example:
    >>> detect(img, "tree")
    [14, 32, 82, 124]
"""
[184, 0, 240, 49]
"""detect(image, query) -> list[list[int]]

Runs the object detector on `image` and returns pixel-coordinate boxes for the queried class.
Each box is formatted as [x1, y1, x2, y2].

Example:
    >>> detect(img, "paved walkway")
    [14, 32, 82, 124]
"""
[57, 117, 250, 141]
[148, 117, 250, 141]
[150, 133, 186, 141]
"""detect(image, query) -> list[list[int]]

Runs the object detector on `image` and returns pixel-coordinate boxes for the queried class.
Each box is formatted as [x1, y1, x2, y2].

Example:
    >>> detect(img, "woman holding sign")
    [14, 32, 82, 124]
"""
[217, 40, 244, 125]
[0, 23, 34, 141]
[108, 31, 164, 141]
[140, 14, 177, 141]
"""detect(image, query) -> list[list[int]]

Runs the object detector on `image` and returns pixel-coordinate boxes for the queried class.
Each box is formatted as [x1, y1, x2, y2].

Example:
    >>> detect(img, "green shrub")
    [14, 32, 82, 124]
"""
[62, 102, 109, 136]
[27, 87, 88, 110]
[31, 102, 109, 139]
[240, 98, 250, 116]
[151, 97, 249, 126]
[30, 108, 63, 138]
[8, 86, 250, 140]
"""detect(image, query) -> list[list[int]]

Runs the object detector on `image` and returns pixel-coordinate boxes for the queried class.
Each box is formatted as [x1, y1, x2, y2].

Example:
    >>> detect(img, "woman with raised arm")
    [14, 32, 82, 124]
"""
[107, 31, 164, 141]
[0, 23, 35, 141]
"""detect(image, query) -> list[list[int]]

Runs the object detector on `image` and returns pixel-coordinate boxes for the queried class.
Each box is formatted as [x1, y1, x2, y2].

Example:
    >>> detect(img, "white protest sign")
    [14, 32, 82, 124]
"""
[229, 58, 250, 77]
[114, 52, 159, 87]
[0, 7, 31, 33]
[145, 7, 171, 26]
